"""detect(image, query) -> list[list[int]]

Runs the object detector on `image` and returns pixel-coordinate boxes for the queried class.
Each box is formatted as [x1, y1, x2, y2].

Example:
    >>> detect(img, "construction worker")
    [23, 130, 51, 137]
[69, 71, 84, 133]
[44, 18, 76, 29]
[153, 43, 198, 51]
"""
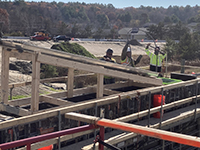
[145, 43, 166, 73]
[121, 41, 142, 67]
[100, 48, 116, 63]
[100, 48, 116, 84]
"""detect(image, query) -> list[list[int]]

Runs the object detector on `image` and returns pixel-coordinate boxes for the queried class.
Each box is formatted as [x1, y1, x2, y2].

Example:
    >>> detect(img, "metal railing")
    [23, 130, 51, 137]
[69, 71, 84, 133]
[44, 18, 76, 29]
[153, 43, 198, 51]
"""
[0, 124, 97, 150]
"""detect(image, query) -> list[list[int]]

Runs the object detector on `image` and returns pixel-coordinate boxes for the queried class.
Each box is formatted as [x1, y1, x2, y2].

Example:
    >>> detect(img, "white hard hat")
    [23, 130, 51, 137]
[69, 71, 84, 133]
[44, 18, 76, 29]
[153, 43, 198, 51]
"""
[127, 47, 131, 52]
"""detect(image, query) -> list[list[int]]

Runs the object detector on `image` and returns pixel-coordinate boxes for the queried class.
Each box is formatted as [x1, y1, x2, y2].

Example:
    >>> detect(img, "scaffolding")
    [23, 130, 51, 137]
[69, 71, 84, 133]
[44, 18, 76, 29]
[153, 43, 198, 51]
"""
[0, 40, 200, 150]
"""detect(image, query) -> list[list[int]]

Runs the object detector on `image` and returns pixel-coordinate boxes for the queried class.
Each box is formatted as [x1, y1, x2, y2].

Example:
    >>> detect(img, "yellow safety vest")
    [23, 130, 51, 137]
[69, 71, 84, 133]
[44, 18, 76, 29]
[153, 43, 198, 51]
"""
[145, 48, 166, 67]
[121, 57, 134, 67]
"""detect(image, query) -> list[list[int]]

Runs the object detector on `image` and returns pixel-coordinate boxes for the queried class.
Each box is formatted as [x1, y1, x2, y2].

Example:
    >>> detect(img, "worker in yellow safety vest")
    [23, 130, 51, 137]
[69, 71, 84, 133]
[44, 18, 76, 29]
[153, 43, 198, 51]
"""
[100, 48, 116, 63]
[100, 48, 116, 84]
[145, 43, 166, 73]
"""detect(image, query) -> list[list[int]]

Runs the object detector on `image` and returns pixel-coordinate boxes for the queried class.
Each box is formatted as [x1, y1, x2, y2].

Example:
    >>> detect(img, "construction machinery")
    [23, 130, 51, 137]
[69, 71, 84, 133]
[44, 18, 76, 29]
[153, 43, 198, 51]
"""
[30, 30, 51, 41]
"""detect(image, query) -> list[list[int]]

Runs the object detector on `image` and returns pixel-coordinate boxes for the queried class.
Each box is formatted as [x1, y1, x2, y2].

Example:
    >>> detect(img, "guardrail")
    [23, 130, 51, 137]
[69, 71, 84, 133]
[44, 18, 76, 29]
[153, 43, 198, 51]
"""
[0, 124, 97, 150]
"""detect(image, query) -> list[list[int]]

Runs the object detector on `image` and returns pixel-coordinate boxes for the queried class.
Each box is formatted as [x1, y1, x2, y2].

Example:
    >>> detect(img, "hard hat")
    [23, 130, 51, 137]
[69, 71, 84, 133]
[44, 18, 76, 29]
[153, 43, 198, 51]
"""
[127, 47, 131, 52]
[106, 48, 113, 53]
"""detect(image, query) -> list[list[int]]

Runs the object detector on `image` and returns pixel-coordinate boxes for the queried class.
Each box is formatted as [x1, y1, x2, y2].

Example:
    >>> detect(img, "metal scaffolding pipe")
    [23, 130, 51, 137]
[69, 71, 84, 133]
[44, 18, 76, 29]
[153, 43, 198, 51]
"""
[96, 118, 200, 148]
[65, 112, 200, 148]
[0, 124, 97, 150]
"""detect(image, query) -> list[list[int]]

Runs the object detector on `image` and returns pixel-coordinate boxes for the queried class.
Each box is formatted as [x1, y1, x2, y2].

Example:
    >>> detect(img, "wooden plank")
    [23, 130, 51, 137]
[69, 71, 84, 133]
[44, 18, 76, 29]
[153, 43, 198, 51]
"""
[7, 81, 129, 107]
[103, 88, 120, 95]
[66, 112, 97, 124]
[0, 89, 197, 130]
[0, 40, 155, 76]
[104, 81, 133, 89]
[67, 68, 74, 98]
[96, 73, 104, 98]
[40, 73, 94, 83]
[2, 80, 200, 130]
[0, 73, 95, 90]
[104, 80, 152, 89]
[40, 95, 74, 106]
[0, 103, 31, 116]
[5, 77, 200, 107]
[8, 49, 32, 60]
[115, 95, 200, 122]
[0, 97, 118, 129]
[8, 97, 31, 107]
[40, 81, 129, 101]
[8, 82, 32, 88]
[37, 54, 162, 86]
[65, 95, 200, 123]
[6, 77, 195, 109]
[31, 52, 40, 112]
[7, 86, 95, 107]
[2, 80, 150, 106]
[1, 47, 9, 104]
[7, 77, 199, 108]
[167, 63, 200, 69]
[40, 76, 67, 83]
[75, 86, 96, 95]
[42, 91, 68, 99]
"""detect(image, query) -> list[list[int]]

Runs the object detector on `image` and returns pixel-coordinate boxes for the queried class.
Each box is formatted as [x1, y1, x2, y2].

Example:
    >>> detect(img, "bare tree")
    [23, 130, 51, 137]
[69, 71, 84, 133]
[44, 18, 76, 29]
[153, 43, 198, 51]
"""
[0, 8, 9, 34]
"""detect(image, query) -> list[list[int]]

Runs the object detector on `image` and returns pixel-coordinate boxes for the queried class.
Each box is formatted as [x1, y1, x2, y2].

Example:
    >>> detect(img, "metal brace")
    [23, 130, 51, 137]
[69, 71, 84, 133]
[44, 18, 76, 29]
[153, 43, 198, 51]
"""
[93, 135, 120, 150]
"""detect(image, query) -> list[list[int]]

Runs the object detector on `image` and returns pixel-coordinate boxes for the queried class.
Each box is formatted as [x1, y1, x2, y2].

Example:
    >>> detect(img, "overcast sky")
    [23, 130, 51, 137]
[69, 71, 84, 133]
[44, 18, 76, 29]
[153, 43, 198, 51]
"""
[28, 0, 200, 8]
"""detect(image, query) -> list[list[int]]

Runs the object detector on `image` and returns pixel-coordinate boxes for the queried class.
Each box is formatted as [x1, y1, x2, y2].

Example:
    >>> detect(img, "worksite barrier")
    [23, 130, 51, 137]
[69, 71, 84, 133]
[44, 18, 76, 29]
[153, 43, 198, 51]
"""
[38, 145, 53, 150]
[153, 94, 165, 118]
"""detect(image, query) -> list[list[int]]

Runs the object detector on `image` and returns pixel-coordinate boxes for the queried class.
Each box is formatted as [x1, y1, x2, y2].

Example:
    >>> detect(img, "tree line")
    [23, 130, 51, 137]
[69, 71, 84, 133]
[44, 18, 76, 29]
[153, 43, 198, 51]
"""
[1, 0, 200, 61]
[147, 21, 200, 61]
[0, 0, 200, 38]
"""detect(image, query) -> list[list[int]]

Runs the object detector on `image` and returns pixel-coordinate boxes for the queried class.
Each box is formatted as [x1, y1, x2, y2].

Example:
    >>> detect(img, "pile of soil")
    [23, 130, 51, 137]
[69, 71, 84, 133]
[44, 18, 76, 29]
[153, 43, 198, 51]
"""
[51, 42, 96, 59]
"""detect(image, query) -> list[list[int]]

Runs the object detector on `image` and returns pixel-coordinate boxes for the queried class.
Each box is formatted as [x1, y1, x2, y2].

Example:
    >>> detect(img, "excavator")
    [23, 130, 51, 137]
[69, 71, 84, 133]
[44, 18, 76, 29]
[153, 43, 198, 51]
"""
[30, 30, 51, 41]
[34, 30, 49, 37]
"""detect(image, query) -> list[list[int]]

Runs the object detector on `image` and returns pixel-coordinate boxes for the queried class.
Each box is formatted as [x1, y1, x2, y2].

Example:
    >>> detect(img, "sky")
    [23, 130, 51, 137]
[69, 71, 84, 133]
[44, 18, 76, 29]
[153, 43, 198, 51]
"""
[29, 0, 200, 8]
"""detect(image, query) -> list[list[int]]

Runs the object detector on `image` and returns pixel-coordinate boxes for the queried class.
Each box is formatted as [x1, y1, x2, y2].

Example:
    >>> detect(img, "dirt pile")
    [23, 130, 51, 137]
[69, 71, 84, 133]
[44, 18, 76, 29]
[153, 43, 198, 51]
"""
[51, 42, 96, 59]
